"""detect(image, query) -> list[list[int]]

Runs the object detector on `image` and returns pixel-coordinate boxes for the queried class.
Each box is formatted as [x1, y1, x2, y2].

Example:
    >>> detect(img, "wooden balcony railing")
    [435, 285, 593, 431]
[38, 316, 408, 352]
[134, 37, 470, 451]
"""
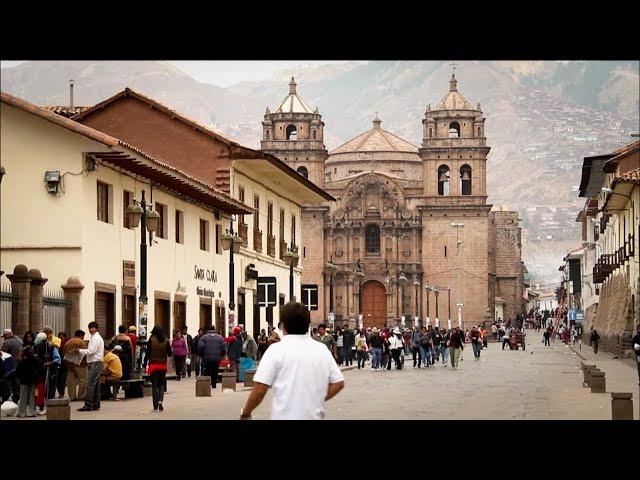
[267, 234, 276, 257]
[253, 229, 262, 253]
[238, 222, 248, 247]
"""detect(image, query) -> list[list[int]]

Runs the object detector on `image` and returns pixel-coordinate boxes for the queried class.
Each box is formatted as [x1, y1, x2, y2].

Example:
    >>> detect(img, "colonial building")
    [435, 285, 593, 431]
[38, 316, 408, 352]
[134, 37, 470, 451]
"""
[575, 139, 639, 356]
[1, 91, 250, 339]
[69, 88, 333, 339]
[260, 74, 524, 329]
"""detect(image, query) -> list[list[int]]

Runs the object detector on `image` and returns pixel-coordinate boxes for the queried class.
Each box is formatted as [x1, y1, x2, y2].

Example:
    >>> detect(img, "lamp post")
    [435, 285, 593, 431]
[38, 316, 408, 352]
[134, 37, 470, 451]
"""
[398, 271, 407, 326]
[324, 256, 338, 323]
[221, 217, 242, 334]
[413, 278, 420, 327]
[126, 191, 159, 369]
[283, 246, 300, 302]
[451, 222, 465, 329]
[425, 284, 431, 326]
[434, 286, 440, 328]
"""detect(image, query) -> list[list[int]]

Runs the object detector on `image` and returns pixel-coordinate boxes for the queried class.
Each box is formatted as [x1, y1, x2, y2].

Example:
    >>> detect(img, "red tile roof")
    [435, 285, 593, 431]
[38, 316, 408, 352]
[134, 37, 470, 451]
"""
[43, 105, 90, 118]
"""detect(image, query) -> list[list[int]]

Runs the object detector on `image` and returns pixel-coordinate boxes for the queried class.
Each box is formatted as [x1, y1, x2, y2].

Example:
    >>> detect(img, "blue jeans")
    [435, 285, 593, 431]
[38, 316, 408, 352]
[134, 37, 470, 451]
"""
[342, 346, 352, 365]
[371, 348, 382, 369]
[439, 345, 448, 365]
[472, 342, 481, 358]
[419, 346, 432, 366]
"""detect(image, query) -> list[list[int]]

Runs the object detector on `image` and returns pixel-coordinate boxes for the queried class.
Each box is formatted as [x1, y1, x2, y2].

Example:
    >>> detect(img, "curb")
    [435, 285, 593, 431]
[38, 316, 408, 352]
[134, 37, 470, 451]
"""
[340, 366, 358, 372]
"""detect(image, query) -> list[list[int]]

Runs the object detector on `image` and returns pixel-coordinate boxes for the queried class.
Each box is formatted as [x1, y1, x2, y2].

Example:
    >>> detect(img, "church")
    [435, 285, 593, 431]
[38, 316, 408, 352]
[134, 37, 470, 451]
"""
[260, 72, 524, 329]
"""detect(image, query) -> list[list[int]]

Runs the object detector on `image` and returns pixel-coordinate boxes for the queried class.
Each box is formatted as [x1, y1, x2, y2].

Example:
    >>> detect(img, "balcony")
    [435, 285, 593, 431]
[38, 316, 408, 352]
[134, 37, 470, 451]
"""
[253, 229, 262, 253]
[238, 222, 248, 247]
[267, 234, 276, 257]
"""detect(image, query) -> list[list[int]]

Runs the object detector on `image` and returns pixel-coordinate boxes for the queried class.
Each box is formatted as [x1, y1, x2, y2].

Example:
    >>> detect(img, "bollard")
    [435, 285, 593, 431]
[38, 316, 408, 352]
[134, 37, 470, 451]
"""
[244, 369, 256, 388]
[590, 370, 606, 393]
[221, 372, 236, 391]
[46, 398, 70, 420]
[583, 365, 597, 387]
[611, 392, 633, 420]
[196, 376, 212, 397]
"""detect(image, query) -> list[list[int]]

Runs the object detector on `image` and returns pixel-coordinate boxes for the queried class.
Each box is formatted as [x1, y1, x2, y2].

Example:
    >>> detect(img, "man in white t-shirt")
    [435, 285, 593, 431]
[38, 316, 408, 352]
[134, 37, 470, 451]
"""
[239, 302, 345, 420]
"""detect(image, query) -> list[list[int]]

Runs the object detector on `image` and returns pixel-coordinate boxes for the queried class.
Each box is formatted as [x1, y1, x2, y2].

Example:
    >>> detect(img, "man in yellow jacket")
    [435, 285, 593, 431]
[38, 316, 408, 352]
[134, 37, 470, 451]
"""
[101, 344, 123, 399]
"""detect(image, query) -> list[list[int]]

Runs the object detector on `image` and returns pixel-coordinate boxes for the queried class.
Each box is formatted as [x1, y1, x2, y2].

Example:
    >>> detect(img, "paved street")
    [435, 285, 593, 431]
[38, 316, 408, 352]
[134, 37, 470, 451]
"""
[5, 333, 638, 420]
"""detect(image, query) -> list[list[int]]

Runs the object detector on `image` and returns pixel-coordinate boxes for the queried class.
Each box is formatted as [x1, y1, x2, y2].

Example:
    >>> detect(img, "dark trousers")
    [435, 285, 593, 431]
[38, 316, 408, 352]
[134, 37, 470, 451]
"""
[204, 360, 221, 388]
[84, 361, 102, 410]
[544, 336, 550, 346]
[186, 354, 192, 377]
[412, 346, 421, 367]
[56, 364, 67, 397]
[174, 355, 186, 380]
[357, 350, 367, 369]
[392, 349, 402, 369]
[4, 372, 20, 403]
[592, 341, 599, 354]
[150, 370, 166, 409]
[343, 346, 353, 366]
[502, 338, 510, 350]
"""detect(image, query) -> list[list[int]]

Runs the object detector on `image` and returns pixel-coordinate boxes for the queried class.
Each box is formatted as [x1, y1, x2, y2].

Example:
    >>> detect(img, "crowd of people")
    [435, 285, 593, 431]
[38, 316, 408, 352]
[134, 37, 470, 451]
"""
[309, 324, 490, 370]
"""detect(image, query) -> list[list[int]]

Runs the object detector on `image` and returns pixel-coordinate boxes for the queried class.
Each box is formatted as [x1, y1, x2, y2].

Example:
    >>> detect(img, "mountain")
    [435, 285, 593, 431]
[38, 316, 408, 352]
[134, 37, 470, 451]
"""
[2, 60, 638, 284]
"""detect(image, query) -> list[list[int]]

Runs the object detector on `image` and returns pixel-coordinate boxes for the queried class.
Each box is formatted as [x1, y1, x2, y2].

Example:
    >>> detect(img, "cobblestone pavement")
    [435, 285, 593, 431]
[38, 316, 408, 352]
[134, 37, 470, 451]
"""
[5, 335, 638, 420]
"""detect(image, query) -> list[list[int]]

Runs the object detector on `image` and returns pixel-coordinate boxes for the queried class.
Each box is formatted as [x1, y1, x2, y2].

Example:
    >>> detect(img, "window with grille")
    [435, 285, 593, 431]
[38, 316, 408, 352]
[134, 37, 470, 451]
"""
[365, 224, 380, 254]
[175, 210, 184, 244]
[200, 219, 209, 251]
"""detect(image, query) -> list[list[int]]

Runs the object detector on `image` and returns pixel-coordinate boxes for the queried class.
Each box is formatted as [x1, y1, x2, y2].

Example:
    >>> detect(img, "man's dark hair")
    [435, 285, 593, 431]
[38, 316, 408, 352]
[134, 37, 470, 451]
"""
[280, 302, 310, 335]
[318, 324, 326, 330]
[88, 321, 99, 330]
[74, 330, 85, 338]
[181, 326, 188, 332]
[118, 325, 127, 333]
[206, 325, 215, 332]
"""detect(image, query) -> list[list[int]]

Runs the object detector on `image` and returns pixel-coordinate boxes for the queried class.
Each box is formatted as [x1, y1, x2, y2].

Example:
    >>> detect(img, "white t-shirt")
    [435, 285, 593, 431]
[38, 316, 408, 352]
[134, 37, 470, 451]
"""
[253, 334, 344, 420]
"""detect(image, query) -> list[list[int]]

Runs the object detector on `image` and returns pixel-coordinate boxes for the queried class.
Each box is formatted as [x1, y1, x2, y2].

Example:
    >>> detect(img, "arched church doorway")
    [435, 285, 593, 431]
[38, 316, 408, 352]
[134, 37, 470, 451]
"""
[361, 280, 387, 329]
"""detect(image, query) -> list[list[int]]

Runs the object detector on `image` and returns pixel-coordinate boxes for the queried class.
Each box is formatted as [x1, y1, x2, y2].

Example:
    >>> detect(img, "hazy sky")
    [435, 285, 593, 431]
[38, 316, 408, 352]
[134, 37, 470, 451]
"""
[0, 60, 363, 87]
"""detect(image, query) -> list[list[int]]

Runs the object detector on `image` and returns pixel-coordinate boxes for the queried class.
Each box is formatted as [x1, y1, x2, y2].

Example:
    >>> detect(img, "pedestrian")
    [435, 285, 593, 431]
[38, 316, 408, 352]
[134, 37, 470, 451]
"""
[34, 331, 61, 415]
[439, 328, 449, 366]
[75, 321, 104, 412]
[197, 326, 227, 390]
[449, 327, 464, 369]
[171, 329, 188, 380]
[543, 328, 551, 347]
[257, 329, 268, 361]
[343, 327, 355, 366]
[242, 331, 258, 361]
[227, 327, 244, 381]
[432, 327, 443, 363]
[112, 326, 133, 380]
[356, 331, 368, 369]
[632, 324, 640, 385]
[389, 327, 404, 370]
[335, 328, 344, 365]
[267, 326, 281, 347]
[127, 326, 139, 370]
[501, 329, 511, 351]
[62, 330, 87, 401]
[369, 328, 383, 370]
[419, 327, 431, 368]
[491, 323, 498, 341]
[192, 328, 206, 375]
[1, 329, 22, 404]
[471, 326, 482, 360]
[238, 302, 344, 420]
[181, 326, 194, 378]
[589, 327, 600, 354]
[100, 344, 123, 399]
[15, 344, 38, 417]
[144, 325, 172, 411]
[318, 324, 337, 361]
[411, 328, 422, 368]
[54, 332, 68, 398]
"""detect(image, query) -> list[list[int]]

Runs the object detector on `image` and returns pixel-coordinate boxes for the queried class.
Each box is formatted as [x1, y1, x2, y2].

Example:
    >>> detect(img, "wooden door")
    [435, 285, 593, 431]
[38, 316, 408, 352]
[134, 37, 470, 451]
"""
[199, 303, 212, 330]
[154, 299, 170, 336]
[95, 291, 115, 339]
[174, 301, 186, 333]
[361, 281, 387, 329]
[122, 294, 136, 328]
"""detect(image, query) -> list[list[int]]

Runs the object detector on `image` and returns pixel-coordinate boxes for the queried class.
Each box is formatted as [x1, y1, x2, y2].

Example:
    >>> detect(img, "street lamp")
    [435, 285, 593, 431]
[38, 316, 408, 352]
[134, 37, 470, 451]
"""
[221, 217, 243, 333]
[283, 246, 300, 302]
[451, 222, 465, 329]
[324, 256, 338, 321]
[126, 190, 159, 369]
[398, 271, 408, 326]
[433, 286, 440, 327]
[0, 165, 6, 185]
[413, 278, 420, 327]
[425, 284, 431, 326]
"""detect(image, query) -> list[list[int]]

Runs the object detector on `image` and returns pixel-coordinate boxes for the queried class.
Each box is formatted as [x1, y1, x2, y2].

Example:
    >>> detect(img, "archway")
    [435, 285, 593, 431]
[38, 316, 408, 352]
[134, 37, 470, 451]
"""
[361, 280, 387, 329]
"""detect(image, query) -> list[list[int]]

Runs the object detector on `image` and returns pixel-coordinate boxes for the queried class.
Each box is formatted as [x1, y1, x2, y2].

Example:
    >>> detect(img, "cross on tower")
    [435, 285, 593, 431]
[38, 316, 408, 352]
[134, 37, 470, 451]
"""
[449, 61, 458, 74]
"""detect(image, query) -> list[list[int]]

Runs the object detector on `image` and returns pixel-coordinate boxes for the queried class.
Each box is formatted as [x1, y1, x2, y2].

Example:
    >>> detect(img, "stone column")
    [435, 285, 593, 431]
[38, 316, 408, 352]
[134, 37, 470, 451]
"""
[28, 268, 48, 333]
[6, 264, 31, 336]
[62, 276, 84, 334]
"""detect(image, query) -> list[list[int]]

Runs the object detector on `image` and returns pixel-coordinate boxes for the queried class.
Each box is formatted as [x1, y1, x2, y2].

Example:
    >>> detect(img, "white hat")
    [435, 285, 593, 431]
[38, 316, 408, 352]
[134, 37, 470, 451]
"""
[393, 327, 401, 334]
[2, 328, 12, 336]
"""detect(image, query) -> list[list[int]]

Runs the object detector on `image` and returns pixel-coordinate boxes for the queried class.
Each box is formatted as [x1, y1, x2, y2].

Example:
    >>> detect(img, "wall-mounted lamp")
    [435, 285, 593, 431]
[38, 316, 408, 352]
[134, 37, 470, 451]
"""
[44, 170, 61, 194]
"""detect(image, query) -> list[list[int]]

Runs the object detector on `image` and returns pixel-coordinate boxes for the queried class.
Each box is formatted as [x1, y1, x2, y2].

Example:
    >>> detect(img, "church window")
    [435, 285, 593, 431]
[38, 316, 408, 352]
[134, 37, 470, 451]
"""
[428, 127, 433, 137]
[365, 224, 381, 254]
[438, 165, 450, 196]
[297, 166, 309, 179]
[477, 127, 481, 136]
[266, 130, 270, 140]
[444, 246, 447, 257]
[460, 165, 472, 195]
[313, 130, 317, 139]
[448, 121, 460, 138]
[286, 124, 297, 140]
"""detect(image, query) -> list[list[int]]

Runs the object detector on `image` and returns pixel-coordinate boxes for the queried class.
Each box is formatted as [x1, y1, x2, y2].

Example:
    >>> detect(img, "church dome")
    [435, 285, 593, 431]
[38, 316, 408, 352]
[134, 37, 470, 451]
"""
[434, 74, 476, 111]
[330, 115, 418, 155]
[273, 77, 315, 114]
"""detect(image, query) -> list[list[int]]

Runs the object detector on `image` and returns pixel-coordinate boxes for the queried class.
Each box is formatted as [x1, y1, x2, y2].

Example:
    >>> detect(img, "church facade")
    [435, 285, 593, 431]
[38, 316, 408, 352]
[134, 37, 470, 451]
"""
[261, 74, 524, 329]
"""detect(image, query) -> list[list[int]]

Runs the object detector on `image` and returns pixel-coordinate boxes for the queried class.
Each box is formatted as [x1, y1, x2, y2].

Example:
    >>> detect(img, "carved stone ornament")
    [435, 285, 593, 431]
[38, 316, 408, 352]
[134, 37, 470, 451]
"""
[401, 210, 412, 220]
